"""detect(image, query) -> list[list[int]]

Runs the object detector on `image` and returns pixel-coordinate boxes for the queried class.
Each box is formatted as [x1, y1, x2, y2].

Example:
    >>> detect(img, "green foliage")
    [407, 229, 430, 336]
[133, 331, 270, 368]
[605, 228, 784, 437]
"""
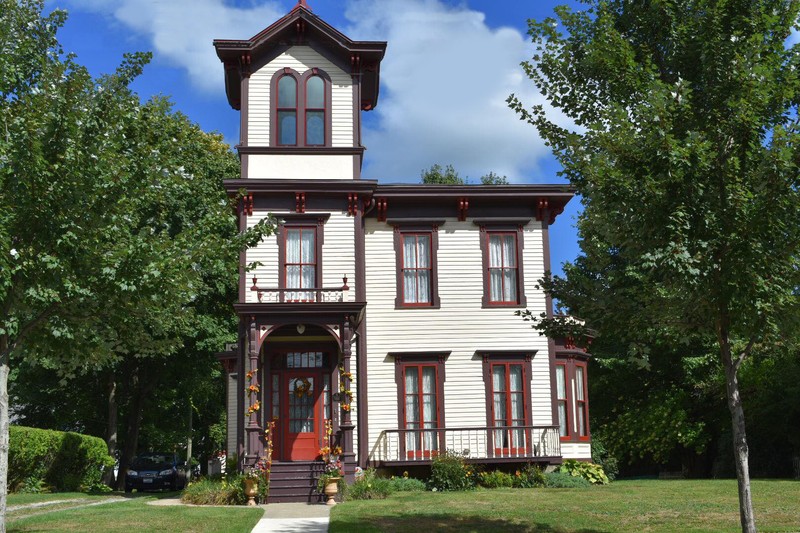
[512, 464, 547, 488]
[428, 451, 476, 491]
[180, 476, 246, 505]
[479, 172, 509, 185]
[558, 460, 609, 485]
[8, 425, 114, 493]
[420, 164, 464, 185]
[543, 471, 592, 489]
[590, 437, 619, 481]
[478, 470, 514, 489]
[345, 469, 393, 500]
[387, 475, 426, 492]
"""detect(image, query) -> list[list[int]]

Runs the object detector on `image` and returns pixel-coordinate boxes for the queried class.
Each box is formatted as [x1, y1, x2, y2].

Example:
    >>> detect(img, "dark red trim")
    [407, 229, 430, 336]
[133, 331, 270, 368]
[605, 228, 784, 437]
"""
[480, 352, 534, 455]
[271, 68, 300, 146]
[277, 215, 327, 301]
[555, 355, 591, 443]
[269, 68, 333, 148]
[391, 222, 442, 309]
[555, 362, 570, 441]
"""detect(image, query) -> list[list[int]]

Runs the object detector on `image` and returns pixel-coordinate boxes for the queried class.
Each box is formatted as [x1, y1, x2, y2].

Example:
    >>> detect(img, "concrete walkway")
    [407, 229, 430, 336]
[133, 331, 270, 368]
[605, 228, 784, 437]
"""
[250, 503, 330, 533]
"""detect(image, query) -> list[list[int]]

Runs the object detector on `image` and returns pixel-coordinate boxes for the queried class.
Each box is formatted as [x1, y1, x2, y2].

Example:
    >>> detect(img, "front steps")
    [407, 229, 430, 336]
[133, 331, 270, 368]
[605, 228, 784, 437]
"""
[268, 461, 325, 503]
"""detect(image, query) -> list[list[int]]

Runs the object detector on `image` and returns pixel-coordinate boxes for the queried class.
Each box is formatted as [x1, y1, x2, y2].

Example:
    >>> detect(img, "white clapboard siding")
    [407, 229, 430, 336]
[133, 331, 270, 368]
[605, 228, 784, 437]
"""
[560, 442, 592, 460]
[246, 154, 355, 180]
[248, 46, 354, 147]
[244, 210, 354, 304]
[227, 372, 238, 457]
[363, 219, 552, 453]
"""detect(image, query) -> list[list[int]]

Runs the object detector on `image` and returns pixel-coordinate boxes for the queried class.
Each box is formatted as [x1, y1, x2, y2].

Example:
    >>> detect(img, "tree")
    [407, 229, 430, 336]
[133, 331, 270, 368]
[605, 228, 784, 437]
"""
[0, 1, 270, 527]
[510, 2, 800, 531]
[420, 163, 465, 184]
[479, 172, 509, 185]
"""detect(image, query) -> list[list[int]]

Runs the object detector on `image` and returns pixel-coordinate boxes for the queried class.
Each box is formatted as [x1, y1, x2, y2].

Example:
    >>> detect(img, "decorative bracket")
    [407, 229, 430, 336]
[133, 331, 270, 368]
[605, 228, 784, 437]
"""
[457, 197, 469, 221]
[295, 192, 306, 213]
[240, 53, 252, 78]
[376, 198, 388, 222]
[536, 198, 549, 222]
[347, 193, 359, 217]
[242, 194, 254, 216]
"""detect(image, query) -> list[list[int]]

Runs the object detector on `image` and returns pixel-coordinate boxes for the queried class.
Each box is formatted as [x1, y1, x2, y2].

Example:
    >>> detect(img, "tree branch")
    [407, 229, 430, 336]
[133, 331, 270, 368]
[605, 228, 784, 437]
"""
[734, 335, 758, 373]
[0, 303, 61, 361]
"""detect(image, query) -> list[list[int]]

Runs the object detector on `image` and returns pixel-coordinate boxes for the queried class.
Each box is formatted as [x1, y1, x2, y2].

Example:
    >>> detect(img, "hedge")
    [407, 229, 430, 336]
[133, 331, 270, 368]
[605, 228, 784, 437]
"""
[9, 425, 114, 492]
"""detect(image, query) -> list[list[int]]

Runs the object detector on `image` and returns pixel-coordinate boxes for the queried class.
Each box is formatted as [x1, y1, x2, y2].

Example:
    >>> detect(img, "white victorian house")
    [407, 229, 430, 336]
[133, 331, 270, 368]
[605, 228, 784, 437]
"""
[213, 1, 592, 503]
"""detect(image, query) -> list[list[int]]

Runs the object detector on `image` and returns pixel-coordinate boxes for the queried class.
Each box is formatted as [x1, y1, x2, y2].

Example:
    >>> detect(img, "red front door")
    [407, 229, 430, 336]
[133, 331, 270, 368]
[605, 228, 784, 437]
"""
[282, 372, 323, 461]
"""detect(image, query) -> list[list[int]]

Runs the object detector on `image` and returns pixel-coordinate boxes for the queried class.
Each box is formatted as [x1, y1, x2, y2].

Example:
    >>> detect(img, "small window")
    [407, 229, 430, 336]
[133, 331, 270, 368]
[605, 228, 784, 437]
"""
[284, 227, 316, 301]
[488, 232, 518, 303]
[401, 233, 432, 305]
[305, 76, 325, 146]
[575, 365, 588, 438]
[555, 357, 590, 442]
[277, 75, 297, 146]
[556, 364, 569, 438]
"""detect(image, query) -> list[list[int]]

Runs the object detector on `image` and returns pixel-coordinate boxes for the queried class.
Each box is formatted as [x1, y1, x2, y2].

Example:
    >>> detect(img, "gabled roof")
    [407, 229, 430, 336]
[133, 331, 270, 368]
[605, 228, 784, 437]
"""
[213, 2, 387, 110]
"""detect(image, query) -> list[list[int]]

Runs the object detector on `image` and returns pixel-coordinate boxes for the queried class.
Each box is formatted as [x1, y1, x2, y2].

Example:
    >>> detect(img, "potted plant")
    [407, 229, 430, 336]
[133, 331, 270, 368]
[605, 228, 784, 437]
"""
[317, 446, 344, 506]
[244, 455, 271, 506]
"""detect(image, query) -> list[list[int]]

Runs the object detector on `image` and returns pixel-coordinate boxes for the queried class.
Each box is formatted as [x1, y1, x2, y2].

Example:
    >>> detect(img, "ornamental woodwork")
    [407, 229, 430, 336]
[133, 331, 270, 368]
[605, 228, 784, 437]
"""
[458, 197, 469, 221]
[536, 198, 549, 222]
[240, 53, 252, 78]
[347, 193, 359, 216]
[241, 194, 254, 216]
[295, 192, 306, 213]
[376, 198, 388, 222]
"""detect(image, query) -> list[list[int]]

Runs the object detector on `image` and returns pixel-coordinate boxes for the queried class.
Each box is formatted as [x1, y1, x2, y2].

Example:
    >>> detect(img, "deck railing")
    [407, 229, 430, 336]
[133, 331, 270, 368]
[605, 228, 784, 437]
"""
[369, 425, 561, 464]
[250, 276, 349, 303]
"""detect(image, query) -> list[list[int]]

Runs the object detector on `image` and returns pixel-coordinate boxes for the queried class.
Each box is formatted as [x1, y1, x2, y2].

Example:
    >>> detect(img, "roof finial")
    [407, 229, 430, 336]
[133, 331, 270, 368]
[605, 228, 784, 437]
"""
[294, 0, 311, 11]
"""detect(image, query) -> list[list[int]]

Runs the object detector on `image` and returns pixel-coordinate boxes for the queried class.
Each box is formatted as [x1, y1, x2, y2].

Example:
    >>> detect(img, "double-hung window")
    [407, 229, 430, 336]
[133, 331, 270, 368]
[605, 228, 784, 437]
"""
[278, 215, 327, 302]
[556, 363, 569, 438]
[480, 352, 533, 457]
[271, 68, 331, 147]
[392, 352, 448, 459]
[392, 221, 442, 308]
[477, 222, 527, 307]
[555, 357, 590, 442]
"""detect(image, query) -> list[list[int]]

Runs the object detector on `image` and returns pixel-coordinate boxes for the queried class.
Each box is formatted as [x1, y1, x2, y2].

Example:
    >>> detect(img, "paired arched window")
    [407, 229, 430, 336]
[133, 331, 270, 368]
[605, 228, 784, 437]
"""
[273, 69, 329, 147]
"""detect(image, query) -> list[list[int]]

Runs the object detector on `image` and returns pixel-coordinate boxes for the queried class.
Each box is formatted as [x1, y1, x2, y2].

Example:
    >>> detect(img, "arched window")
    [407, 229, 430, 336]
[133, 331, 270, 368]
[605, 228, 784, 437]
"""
[305, 75, 325, 146]
[277, 75, 297, 146]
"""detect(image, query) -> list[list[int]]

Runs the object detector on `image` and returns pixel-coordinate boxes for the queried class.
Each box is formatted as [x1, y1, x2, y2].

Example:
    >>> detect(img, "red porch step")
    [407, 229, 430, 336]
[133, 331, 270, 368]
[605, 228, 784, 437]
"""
[268, 461, 326, 503]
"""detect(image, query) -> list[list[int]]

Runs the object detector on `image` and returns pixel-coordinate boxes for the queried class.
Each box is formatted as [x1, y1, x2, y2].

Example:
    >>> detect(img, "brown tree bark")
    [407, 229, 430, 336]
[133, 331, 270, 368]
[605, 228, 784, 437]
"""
[0, 335, 9, 533]
[718, 328, 757, 533]
[115, 366, 157, 491]
[102, 372, 118, 487]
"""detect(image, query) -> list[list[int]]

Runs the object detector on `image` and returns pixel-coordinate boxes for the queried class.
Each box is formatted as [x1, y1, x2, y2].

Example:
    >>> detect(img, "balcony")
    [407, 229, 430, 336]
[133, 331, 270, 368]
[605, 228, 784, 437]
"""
[369, 425, 561, 466]
[250, 276, 349, 303]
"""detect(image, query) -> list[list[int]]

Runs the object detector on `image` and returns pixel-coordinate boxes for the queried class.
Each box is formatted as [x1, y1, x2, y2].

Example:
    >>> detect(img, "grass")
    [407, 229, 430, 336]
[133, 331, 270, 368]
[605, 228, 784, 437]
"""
[7, 492, 264, 533]
[330, 479, 800, 533]
[7, 493, 97, 506]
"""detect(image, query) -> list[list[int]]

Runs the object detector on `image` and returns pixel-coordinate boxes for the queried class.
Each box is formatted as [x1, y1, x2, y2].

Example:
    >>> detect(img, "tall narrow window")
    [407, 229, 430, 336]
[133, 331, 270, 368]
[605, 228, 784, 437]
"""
[488, 232, 518, 303]
[402, 234, 432, 305]
[490, 363, 526, 453]
[285, 227, 316, 301]
[403, 365, 439, 458]
[556, 364, 569, 438]
[305, 75, 325, 146]
[575, 365, 588, 438]
[277, 75, 297, 146]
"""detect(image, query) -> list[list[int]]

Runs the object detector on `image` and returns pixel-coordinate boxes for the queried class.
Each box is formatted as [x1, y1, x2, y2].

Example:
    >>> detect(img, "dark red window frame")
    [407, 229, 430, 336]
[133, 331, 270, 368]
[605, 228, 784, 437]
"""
[304, 75, 326, 146]
[283, 226, 316, 299]
[400, 233, 433, 306]
[391, 221, 442, 309]
[555, 362, 570, 440]
[270, 68, 332, 148]
[555, 356, 591, 443]
[391, 352, 448, 459]
[575, 362, 589, 440]
[477, 222, 527, 308]
[479, 352, 534, 455]
[277, 214, 328, 302]
[276, 73, 298, 146]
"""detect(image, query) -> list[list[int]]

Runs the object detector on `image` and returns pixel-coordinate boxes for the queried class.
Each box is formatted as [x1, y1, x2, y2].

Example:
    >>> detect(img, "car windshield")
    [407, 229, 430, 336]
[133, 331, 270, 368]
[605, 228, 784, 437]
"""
[131, 454, 174, 470]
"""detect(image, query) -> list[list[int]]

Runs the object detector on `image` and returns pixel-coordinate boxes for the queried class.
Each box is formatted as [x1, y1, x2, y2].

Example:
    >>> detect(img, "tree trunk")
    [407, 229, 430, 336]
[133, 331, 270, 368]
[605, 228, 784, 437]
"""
[186, 399, 193, 483]
[719, 335, 757, 533]
[0, 335, 9, 533]
[102, 372, 118, 487]
[116, 369, 144, 491]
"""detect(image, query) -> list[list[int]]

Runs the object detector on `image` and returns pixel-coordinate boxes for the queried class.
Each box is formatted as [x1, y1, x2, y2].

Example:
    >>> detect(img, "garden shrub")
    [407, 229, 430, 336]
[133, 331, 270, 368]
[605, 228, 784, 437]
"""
[181, 476, 247, 505]
[345, 469, 393, 500]
[513, 464, 547, 488]
[558, 459, 609, 485]
[543, 471, 592, 488]
[479, 470, 514, 489]
[428, 450, 475, 491]
[387, 475, 425, 492]
[9, 425, 114, 492]
[590, 437, 619, 481]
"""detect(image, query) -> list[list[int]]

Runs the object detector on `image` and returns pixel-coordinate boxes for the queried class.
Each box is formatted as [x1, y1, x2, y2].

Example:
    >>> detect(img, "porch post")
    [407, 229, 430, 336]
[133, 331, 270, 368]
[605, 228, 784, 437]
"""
[244, 315, 263, 466]
[339, 315, 356, 478]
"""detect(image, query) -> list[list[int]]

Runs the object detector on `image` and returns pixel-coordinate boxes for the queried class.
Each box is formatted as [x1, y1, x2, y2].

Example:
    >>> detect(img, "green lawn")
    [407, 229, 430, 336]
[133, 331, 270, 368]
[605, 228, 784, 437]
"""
[330, 479, 800, 533]
[7, 493, 264, 533]
[7, 493, 97, 506]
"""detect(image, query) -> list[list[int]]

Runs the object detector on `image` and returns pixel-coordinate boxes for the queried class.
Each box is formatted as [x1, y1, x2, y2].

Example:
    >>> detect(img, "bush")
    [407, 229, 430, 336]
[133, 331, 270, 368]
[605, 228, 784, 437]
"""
[387, 476, 425, 492]
[590, 437, 619, 481]
[346, 469, 393, 500]
[479, 470, 514, 489]
[513, 464, 547, 488]
[544, 471, 592, 488]
[558, 459, 609, 485]
[428, 451, 475, 491]
[181, 476, 246, 505]
[9, 425, 114, 493]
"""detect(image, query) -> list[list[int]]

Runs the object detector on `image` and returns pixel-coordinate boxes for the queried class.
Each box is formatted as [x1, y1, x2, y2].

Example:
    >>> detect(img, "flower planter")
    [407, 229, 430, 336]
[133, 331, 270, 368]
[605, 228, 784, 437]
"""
[244, 478, 258, 506]
[323, 477, 340, 506]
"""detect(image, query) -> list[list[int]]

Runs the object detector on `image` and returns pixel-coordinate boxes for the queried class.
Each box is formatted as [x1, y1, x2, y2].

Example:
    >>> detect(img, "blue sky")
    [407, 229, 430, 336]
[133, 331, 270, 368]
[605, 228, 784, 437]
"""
[49, 0, 583, 277]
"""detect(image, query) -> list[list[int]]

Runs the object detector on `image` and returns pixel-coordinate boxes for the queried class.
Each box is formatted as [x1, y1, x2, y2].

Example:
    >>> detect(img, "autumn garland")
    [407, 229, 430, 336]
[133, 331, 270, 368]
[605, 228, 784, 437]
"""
[338, 364, 354, 412]
[246, 368, 261, 416]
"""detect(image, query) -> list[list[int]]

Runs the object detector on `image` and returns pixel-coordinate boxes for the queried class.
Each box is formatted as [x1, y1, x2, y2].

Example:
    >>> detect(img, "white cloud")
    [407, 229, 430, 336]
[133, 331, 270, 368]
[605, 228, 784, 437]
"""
[61, 0, 284, 92]
[344, 0, 566, 183]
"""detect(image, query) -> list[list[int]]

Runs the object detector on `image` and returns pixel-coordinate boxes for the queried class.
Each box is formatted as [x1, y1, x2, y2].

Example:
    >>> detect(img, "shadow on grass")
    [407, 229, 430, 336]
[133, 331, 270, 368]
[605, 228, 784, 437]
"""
[330, 514, 610, 533]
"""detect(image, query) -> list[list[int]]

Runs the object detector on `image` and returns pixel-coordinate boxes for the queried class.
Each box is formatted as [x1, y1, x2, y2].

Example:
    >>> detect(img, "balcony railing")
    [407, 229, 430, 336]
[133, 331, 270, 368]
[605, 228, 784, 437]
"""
[250, 276, 349, 303]
[369, 425, 561, 464]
